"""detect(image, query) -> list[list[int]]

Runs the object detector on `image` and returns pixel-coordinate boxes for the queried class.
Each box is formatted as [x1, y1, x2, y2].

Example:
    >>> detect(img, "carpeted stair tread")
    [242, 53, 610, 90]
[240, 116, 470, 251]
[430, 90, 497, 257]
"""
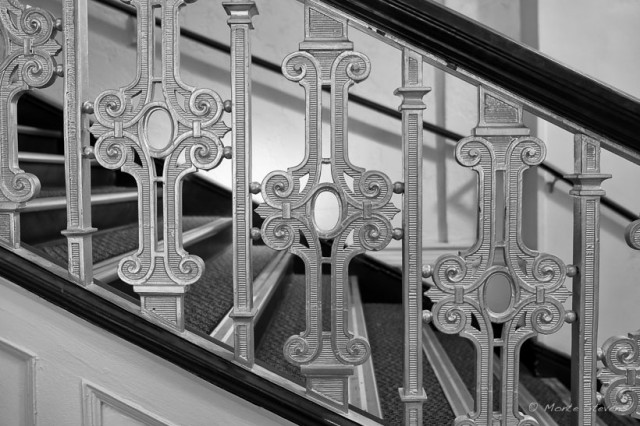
[254, 273, 333, 386]
[37, 186, 135, 199]
[364, 303, 454, 425]
[434, 330, 634, 425]
[255, 274, 308, 385]
[518, 364, 634, 425]
[434, 331, 501, 412]
[36, 216, 217, 266]
[184, 245, 277, 335]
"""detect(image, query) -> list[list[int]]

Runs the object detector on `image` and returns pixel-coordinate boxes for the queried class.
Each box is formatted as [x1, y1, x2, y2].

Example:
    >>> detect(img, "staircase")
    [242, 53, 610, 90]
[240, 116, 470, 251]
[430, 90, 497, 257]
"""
[7, 94, 637, 425]
[3, 0, 640, 425]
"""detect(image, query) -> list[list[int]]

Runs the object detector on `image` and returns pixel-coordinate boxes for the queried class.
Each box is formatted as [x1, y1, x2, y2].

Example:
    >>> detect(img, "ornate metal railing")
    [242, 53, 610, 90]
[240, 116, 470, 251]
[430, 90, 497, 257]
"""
[1, 0, 640, 424]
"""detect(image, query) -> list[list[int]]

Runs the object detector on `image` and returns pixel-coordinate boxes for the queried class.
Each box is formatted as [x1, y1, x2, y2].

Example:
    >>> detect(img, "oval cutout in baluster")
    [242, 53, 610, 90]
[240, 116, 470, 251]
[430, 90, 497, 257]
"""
[312, 189, 342, 237]
[484, 272, 515, 320]
[144, 107, 174, 153]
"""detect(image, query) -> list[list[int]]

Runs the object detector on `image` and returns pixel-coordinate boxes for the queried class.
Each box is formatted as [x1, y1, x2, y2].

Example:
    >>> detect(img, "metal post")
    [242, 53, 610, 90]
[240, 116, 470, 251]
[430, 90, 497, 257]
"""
[224, 0, 258, 365]
[395, 47, 430, 426]
[566, 134, 610, 425]
[62, 0, 95, 285]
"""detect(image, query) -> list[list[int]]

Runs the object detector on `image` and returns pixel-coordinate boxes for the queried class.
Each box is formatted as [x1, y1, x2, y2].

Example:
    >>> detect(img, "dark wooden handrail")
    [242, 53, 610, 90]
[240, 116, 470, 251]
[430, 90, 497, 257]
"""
[318, 0, 640, 156]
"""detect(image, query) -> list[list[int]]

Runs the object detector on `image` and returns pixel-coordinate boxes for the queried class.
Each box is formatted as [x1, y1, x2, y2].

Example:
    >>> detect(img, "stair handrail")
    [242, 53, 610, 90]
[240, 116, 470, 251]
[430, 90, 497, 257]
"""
[313, 0, 640, 164]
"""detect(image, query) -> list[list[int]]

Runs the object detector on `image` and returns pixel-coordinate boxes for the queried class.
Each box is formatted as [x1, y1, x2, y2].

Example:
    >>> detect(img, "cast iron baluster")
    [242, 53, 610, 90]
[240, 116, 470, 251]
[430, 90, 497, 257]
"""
[602, 137, 640, 418]
[426, 87, 571, 425]
[598, 330, 640, 418]
[255, 4, 399, 411]
[224, 0, 258, 366]
[566, 134, 609, 425]
[395, 47, 430, 425]
[63, 0, 95, 285]
[0, 0, 60, 248]
[90, 0, 230, 331]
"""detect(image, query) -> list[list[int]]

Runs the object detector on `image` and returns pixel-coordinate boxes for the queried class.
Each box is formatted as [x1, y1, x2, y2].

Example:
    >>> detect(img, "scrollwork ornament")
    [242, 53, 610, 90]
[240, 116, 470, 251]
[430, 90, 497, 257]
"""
[119, 254, 149, 285]
[353, 215, 393, 252]
[254, 7, 399, 409]
[529, 299, 565, 334]
[334, 51, 371, 84]
[94, 90, 128, 122]
[0, 0, 60, 246]
[434, 255, 471, 286]
[426, 90, 570, 424]
[358, 170, 393, 205]
[89, 0, 229, 330]
[282, 51, 320, 83]
[455, 136, 494, 168]
[334, 333, 370, 365]
[284, 334, 317, 365]
[599, 331, 640, 419]
[94, 136, 132, 170]
[431, 300, 470, 335]
[624, 219, 640, 250]
[261, 171, 297, 206]
[188, 135, 223, 170]
[260, 216, 298, 252]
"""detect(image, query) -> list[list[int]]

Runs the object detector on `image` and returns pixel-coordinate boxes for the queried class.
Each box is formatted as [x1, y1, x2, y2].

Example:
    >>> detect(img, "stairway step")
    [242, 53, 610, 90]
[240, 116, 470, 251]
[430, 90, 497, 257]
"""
[18, 152, 92, 164]
[210, 250, 292, 344]
[93, 217, 232, 282]
[435, 332, 501, 412]
[432, 330, 639, 425]
[184, 244, 278, 335]
[539, 378, 619, 426]
[255, 273, 386, 417]
[25, 187, 137, 212]
[19, 152, 117, 188]
[493, 355, 558, 425]
[21, 187, 144, 244]
[363, 304, 454, 425]
[422, 325, 473, 418]
[424, 325, 559, 424]
[36, 215, 222, 267]
[424, 325, 555, 423]
[348, 277, 383, 418]
[18, 125, 63, 139]
[254, 273, 316, 386]
[520, 369, 635, 425]
[17, 127, 64, 155]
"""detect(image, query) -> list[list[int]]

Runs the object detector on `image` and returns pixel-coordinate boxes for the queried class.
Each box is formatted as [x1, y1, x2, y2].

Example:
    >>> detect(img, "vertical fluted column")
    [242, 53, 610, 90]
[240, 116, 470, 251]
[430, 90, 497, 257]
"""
[224, 0, 258, 365]
[62, 0, 95, 285]
[395, 48, 430, 426]
[566, 134, 610, 425]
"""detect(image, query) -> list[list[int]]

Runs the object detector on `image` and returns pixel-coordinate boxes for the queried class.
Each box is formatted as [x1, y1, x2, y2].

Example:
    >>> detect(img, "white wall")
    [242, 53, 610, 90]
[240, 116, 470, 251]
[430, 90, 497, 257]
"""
[531, 0, 640, 354]
[0, 277, 292, 426]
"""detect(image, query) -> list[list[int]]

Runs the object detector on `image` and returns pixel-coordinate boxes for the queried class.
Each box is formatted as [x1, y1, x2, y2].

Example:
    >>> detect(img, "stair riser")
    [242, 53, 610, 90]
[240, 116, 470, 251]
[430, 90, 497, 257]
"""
[21, 162, 118, 189]
[96, 221, 233, 299]
[18, 135, 64, 154]
[253, 265, 291, 348]
[21, 200, 140, 245]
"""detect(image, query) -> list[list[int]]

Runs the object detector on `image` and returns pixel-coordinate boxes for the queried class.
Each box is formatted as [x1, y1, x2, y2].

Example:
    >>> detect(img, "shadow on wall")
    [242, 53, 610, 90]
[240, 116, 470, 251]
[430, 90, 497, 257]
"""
[536, 173, 640, 355]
